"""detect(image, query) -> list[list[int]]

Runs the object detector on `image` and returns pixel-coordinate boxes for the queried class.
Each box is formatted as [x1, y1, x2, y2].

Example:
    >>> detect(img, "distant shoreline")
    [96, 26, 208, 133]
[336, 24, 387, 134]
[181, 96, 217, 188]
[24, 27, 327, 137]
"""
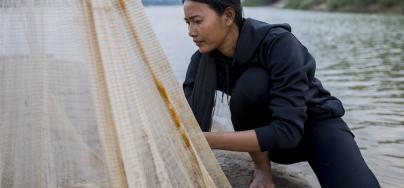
[244, 0, 403, 15]
[141, 0, 403, 14]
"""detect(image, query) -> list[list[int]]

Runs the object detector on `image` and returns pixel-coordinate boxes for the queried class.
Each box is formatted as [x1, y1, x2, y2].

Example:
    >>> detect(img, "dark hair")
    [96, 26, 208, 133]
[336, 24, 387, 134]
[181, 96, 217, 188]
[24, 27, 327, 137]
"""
[182, 0, 243, 29]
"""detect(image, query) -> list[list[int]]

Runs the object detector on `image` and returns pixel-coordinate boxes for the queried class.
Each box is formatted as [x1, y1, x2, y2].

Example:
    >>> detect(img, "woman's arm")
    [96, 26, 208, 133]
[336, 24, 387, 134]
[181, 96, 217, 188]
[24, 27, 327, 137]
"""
[204, 131, 261, 152]
[252, 33, 310, 151]
[204, 34, 311, 153]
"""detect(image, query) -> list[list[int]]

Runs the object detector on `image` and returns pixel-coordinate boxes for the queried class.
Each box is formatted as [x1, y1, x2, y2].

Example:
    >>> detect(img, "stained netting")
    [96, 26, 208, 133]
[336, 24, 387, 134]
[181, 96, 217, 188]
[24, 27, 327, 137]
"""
[0, 0, 230, 187]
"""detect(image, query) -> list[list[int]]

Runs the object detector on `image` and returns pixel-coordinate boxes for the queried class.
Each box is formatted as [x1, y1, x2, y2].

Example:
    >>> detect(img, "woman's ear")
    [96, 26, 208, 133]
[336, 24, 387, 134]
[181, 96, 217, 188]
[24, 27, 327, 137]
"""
[223, 7, 236, 26]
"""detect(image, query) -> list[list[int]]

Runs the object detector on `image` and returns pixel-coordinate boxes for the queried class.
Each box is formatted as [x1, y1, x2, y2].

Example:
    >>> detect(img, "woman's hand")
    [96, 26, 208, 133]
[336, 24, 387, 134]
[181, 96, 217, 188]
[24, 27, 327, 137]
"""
[203, 131, 261, 152]
[249, 166, 276, 188]
[204, 132, 275, 187]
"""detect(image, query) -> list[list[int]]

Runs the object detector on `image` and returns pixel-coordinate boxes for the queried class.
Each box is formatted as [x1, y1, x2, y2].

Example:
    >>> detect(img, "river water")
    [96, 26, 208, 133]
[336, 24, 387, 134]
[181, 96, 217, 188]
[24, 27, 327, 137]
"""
[146, 6, 404, 187]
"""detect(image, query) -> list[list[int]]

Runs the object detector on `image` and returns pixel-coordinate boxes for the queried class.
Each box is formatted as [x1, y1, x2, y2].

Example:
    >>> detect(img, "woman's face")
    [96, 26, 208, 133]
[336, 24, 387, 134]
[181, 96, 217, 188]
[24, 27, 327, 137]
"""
[183, 0, 232, 53]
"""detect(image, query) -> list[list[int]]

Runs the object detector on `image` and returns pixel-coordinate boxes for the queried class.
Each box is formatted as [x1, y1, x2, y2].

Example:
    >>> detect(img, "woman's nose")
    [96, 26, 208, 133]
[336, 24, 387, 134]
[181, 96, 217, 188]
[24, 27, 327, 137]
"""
[188, 25, 197, 38]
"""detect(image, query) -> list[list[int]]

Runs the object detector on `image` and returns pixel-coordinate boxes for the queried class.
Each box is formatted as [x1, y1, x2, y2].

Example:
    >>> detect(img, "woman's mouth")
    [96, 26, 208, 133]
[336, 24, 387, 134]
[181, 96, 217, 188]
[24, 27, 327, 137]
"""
[194, 40, 203, 46]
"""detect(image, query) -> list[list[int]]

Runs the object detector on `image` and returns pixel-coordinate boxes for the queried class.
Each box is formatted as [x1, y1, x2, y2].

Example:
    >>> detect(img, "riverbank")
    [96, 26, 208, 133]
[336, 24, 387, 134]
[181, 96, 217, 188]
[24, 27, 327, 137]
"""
[287, 0, 402, 14]
[244, 0, 403, 14]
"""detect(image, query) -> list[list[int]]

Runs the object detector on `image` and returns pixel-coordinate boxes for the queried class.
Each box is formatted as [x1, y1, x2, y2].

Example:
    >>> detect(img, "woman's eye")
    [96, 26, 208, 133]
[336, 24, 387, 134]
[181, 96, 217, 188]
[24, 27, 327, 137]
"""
[194, 20, 202, 24]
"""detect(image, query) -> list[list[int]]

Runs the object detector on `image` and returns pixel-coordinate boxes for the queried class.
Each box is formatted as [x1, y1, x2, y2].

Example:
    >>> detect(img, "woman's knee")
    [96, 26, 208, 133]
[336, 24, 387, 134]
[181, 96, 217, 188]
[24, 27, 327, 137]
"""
[229, 67, 271, 130]
[230, 67, 270, 107]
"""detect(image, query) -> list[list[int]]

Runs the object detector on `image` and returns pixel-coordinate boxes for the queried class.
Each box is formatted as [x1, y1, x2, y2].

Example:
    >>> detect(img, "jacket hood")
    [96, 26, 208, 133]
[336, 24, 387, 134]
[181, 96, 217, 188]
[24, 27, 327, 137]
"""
[233, 18, 291, 66]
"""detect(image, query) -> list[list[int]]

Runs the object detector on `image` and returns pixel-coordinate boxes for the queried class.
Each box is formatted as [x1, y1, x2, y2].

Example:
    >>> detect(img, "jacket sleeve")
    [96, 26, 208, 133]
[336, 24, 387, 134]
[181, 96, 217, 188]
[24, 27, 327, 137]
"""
[255, 33, 311, 151]
[182, 51, 201, 101]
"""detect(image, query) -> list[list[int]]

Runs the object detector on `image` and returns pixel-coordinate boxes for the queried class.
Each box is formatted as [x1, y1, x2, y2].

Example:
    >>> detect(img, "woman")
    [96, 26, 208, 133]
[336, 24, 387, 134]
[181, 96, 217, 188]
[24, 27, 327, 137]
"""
[182, 0, 380, 187]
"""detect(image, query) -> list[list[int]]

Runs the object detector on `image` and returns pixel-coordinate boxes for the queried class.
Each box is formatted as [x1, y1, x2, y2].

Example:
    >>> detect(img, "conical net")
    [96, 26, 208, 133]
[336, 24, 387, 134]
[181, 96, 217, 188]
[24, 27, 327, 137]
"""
[0, 0, 230, 187]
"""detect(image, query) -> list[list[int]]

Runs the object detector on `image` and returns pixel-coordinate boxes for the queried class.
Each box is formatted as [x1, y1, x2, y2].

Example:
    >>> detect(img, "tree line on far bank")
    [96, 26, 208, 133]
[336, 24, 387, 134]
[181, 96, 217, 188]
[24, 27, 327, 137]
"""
[244, 0, 403, 14]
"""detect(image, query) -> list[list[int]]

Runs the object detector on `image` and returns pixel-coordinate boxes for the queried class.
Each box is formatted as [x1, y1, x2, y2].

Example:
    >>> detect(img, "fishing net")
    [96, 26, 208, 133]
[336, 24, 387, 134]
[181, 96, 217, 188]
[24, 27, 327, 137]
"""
[0, 0, 230, 187]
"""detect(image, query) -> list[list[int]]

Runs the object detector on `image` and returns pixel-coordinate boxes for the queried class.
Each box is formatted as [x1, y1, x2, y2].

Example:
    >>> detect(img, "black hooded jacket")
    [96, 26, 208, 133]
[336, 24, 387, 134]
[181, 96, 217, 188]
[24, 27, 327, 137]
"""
[183, 18, 345, 151]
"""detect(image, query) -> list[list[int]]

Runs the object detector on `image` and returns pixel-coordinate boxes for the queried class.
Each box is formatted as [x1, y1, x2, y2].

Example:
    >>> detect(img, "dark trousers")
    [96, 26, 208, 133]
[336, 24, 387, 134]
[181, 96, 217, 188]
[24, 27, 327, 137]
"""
[229, 67, 380, 188]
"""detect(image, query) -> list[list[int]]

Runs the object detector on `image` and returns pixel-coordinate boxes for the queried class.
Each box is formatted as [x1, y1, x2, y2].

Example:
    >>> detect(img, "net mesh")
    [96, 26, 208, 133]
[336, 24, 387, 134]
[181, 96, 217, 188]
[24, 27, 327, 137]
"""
[0, 0, 230, 187]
